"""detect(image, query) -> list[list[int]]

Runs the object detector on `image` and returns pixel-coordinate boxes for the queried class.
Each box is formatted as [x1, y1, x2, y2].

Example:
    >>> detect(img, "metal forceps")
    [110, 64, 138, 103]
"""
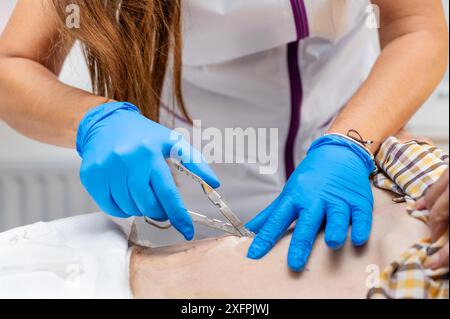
[144, 159, 255, 238]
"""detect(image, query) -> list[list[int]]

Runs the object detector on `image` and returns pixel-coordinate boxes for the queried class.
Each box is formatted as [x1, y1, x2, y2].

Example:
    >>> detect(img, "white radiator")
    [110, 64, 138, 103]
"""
[0, 162, 97, 232]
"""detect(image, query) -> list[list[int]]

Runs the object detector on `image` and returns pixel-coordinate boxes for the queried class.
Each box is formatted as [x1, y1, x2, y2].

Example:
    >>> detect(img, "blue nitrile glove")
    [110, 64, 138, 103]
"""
[246, 134, 375, 271]
[76, 102, 220, 240]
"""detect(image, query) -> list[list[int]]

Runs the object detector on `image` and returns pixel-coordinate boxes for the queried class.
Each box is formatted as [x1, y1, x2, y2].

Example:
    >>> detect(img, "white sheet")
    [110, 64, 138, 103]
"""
[0, 213, 133, 298]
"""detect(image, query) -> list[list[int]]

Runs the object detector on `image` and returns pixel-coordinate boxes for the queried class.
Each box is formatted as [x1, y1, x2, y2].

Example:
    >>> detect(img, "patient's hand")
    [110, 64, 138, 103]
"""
[418, 168, 449, 269]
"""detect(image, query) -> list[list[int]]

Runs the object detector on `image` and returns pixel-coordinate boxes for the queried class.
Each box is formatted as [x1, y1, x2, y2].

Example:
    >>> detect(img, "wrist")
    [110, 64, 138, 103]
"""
[309, 135, 377, 176]
[76, 101, 140, 156]
[324, 133, 374, 159]
[326, 126, 382, 154]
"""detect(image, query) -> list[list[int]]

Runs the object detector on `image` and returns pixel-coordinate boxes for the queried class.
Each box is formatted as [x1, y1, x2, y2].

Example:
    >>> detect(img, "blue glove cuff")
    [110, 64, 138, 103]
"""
[76, 102, 141, 157]
[308, 135, 376, 175]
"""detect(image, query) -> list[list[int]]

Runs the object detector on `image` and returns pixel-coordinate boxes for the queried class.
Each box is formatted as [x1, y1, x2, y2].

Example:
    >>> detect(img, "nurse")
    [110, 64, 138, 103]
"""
[0, 0, 448, 271]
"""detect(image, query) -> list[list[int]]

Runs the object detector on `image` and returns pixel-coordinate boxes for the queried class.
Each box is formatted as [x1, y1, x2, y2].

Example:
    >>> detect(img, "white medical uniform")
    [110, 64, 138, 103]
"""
[134, 0, 381, 245]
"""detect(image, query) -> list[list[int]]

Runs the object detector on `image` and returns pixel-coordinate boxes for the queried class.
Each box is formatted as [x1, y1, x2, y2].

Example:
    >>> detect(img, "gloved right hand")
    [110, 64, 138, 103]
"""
[76, 102, 220, 240]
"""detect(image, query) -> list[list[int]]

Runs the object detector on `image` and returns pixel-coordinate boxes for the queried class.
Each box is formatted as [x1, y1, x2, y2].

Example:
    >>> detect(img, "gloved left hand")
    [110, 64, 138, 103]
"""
[246, 134, 375, 271]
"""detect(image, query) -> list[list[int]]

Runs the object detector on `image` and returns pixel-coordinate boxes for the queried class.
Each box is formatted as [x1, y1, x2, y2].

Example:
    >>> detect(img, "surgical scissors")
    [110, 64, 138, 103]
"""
[144, 158, 254, 238]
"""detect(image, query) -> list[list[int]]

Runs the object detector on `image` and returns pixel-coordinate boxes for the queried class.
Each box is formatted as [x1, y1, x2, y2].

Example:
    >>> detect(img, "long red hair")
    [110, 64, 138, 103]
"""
[49, 0, 188, 122]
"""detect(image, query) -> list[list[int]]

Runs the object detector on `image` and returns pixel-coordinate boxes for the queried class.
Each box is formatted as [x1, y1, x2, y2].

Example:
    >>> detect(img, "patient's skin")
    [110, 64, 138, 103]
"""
[130, 188, 428, 298]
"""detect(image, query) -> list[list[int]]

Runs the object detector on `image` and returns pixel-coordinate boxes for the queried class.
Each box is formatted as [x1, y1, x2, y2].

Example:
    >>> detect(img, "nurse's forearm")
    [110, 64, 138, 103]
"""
[0, 56, 107, 148]
[329, 1, 448, 154]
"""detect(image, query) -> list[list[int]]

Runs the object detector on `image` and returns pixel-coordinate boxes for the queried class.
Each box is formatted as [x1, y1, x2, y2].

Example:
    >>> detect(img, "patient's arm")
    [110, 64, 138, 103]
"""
[130, 188, 428, 299]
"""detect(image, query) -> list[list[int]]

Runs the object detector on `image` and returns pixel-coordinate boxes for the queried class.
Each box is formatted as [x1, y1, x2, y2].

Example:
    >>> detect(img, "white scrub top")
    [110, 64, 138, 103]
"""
[134, 0, 381, 246]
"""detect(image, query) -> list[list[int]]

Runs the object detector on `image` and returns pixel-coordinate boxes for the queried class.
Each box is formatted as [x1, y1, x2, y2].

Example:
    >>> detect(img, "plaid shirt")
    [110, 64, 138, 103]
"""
[368, 137, 449, 299]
